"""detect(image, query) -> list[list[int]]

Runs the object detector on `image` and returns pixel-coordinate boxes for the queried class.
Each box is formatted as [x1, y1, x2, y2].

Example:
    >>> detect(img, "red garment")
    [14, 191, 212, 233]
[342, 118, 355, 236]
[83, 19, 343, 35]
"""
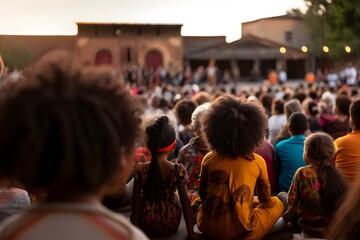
[254, 140, 277, 193]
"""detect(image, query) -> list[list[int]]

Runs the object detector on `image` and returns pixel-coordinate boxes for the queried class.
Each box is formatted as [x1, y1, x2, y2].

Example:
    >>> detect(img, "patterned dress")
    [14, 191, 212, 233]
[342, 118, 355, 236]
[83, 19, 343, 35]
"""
[132, 163, 189, 238]
[287, 165, 330, 238]
[178, 136, 209, 205]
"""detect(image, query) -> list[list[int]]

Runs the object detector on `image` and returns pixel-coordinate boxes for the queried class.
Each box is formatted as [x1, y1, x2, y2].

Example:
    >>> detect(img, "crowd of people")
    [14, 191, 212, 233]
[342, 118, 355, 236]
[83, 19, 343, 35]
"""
[0, 51, 360, 240]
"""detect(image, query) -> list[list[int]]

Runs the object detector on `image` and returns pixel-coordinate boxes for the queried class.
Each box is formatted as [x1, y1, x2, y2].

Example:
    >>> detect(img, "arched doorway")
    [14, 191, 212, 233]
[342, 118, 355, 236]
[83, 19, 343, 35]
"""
[145, 50, 162, 69]
[95, 49, 112, 65]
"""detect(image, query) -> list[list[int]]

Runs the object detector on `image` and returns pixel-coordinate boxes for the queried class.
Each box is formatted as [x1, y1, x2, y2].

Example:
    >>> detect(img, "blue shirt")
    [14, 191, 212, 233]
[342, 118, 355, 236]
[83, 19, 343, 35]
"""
[275, 135, 306, 192]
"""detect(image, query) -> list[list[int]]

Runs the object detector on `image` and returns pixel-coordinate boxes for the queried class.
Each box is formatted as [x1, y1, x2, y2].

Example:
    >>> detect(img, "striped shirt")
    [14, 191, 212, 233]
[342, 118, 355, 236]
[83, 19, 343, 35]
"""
[0, 202, 148, 240]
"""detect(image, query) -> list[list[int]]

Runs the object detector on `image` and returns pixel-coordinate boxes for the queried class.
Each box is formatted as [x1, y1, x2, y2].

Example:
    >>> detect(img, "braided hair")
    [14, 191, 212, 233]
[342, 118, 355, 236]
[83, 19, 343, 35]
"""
[144, 116, 176, 201]
[304, 133, 348, 217]
[0, 51, 143, 197]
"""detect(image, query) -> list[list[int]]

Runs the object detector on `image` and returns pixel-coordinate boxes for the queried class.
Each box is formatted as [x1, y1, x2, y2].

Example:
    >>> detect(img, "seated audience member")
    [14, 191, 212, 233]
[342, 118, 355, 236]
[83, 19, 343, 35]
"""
[334, 99, 360, 187]
[268, 98, 286, 145]
[196, 95, 283, 240]
[282, 133, 347, 239]
[178, 103, 210, 207]
[275, 98, 304, 144]
[131, 116, 200, 239]
[173, 99, 198, 145]
[0, 51, 148, 239]
[255, 138, 277, 193]
[327, 176, 360, 240]
[322, 94, 351, 140]
[275, 112, 308, 192]
[304, 100, 322, 132]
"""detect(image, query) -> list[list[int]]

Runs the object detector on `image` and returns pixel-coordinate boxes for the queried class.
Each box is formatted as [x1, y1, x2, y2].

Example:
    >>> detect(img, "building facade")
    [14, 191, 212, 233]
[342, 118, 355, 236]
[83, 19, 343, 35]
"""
[0, 15, 312, 80]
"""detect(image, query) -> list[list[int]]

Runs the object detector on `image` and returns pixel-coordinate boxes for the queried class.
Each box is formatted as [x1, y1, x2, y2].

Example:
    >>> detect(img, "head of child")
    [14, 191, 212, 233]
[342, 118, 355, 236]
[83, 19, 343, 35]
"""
[303, 133, 334, 166]
[201, 95, 267, 159]
[144, 116, 176, 200]
[350, 99, 360, 131]
[0, 51, 142, 202]
[173, 99, 198, 127]
[284, 98, 302, 121]
[288, 112, 309, 136]
[303, 132, 348, 216]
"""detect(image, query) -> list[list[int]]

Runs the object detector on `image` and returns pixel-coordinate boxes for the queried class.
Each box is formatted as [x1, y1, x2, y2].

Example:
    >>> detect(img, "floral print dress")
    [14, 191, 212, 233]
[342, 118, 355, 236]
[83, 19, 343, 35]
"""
[133, 163, 189, 238]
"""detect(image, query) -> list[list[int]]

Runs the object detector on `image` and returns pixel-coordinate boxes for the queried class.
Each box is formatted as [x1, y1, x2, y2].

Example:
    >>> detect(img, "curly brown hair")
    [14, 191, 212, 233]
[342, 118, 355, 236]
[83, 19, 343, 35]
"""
[0, 52, 143, 197]
[201, 95, 267, 159]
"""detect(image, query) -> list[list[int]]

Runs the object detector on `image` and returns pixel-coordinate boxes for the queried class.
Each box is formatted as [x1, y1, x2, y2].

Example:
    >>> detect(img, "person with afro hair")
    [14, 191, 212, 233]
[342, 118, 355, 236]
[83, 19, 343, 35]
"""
[0, 50, 148, 239]
[196, 95, 284, 240]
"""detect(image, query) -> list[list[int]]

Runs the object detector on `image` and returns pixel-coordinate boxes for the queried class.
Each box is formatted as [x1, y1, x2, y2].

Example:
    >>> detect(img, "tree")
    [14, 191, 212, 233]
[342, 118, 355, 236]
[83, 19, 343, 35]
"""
[303, 0, 360, 58]
[325, 0, 360, 58]
[303, 0, 330, 55]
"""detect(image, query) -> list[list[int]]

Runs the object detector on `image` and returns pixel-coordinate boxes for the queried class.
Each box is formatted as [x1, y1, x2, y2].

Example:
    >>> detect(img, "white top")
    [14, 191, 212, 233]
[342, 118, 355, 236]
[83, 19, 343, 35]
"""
[268, 114, 286, 144]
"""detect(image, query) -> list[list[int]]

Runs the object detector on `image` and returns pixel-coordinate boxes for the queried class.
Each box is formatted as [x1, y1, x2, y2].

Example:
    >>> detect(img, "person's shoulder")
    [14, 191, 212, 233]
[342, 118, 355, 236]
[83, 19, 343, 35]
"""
[334, 132, 354, 145]
[0, 209, 37, 238]
[178, 143, 191, 155]
[132, 162, 149, 175]
[275, 138, 290, 149]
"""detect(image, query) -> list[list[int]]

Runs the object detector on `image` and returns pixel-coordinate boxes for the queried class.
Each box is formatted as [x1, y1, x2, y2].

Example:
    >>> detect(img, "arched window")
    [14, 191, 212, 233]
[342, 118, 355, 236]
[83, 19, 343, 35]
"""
[95, 49, 112, 65]
[145, 50, 162, 69]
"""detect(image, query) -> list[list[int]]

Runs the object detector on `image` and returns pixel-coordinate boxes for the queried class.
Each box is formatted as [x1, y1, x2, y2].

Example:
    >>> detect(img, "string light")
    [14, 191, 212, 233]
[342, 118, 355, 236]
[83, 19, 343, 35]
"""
[301, 46, 308, 53]
[280, 47, 286, 54]
[345, 45, 351, 53]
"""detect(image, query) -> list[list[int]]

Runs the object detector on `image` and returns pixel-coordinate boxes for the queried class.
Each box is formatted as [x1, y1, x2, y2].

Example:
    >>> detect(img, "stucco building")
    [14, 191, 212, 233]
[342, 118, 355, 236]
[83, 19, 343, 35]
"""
[185, 14, 310, 80]
[0, 15, 312, 80]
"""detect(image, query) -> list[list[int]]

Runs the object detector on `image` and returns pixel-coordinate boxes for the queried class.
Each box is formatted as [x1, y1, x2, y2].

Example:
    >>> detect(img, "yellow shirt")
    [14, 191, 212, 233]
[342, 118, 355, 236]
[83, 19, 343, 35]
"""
[334, 130, 360, 187]
[196, 151, 283, 240]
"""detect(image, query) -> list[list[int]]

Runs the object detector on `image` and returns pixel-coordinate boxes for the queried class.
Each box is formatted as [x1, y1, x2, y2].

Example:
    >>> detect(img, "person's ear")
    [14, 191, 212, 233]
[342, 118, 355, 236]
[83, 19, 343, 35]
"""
[287, 124, 292, 132]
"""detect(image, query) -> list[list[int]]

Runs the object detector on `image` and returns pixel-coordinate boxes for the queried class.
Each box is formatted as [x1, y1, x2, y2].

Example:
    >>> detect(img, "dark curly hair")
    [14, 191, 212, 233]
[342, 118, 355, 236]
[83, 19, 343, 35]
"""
[0, 52, 143, 197]
[144, 116, 176, 201]
[173, 99, 198, 125]
[202, 95, 267, 159]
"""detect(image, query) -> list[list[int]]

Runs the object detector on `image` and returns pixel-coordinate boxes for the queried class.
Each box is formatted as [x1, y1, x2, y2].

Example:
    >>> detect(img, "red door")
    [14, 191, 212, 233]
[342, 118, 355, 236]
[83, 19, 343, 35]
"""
[95, 49, 112, 65]
[145, 50, 162, 69]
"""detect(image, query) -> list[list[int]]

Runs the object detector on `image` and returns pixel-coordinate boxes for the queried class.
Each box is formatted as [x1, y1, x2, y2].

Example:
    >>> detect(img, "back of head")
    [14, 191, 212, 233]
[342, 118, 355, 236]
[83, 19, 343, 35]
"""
[202, 95, 267, 159]
[284, 98, 302, 121]
[192, 91, 211, 105]
[288, 112, 308, 135]
[335, 94, 352, 117]
[350, 99, 360, 130]
[304, 133, 348, 218]
[146, 115, 176, 153]
[307, 101, 319, 116]
[0, 51, 142, 197]
[191, 102, 211, 134]
[144, 115, 176, 201]
[173, 99, 198, 125]
[272, 98, 285, 115]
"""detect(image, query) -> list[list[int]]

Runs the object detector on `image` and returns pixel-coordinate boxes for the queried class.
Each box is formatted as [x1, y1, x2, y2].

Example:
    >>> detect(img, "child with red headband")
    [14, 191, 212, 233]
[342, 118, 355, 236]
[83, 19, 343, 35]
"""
[131, 116, 200, 239]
